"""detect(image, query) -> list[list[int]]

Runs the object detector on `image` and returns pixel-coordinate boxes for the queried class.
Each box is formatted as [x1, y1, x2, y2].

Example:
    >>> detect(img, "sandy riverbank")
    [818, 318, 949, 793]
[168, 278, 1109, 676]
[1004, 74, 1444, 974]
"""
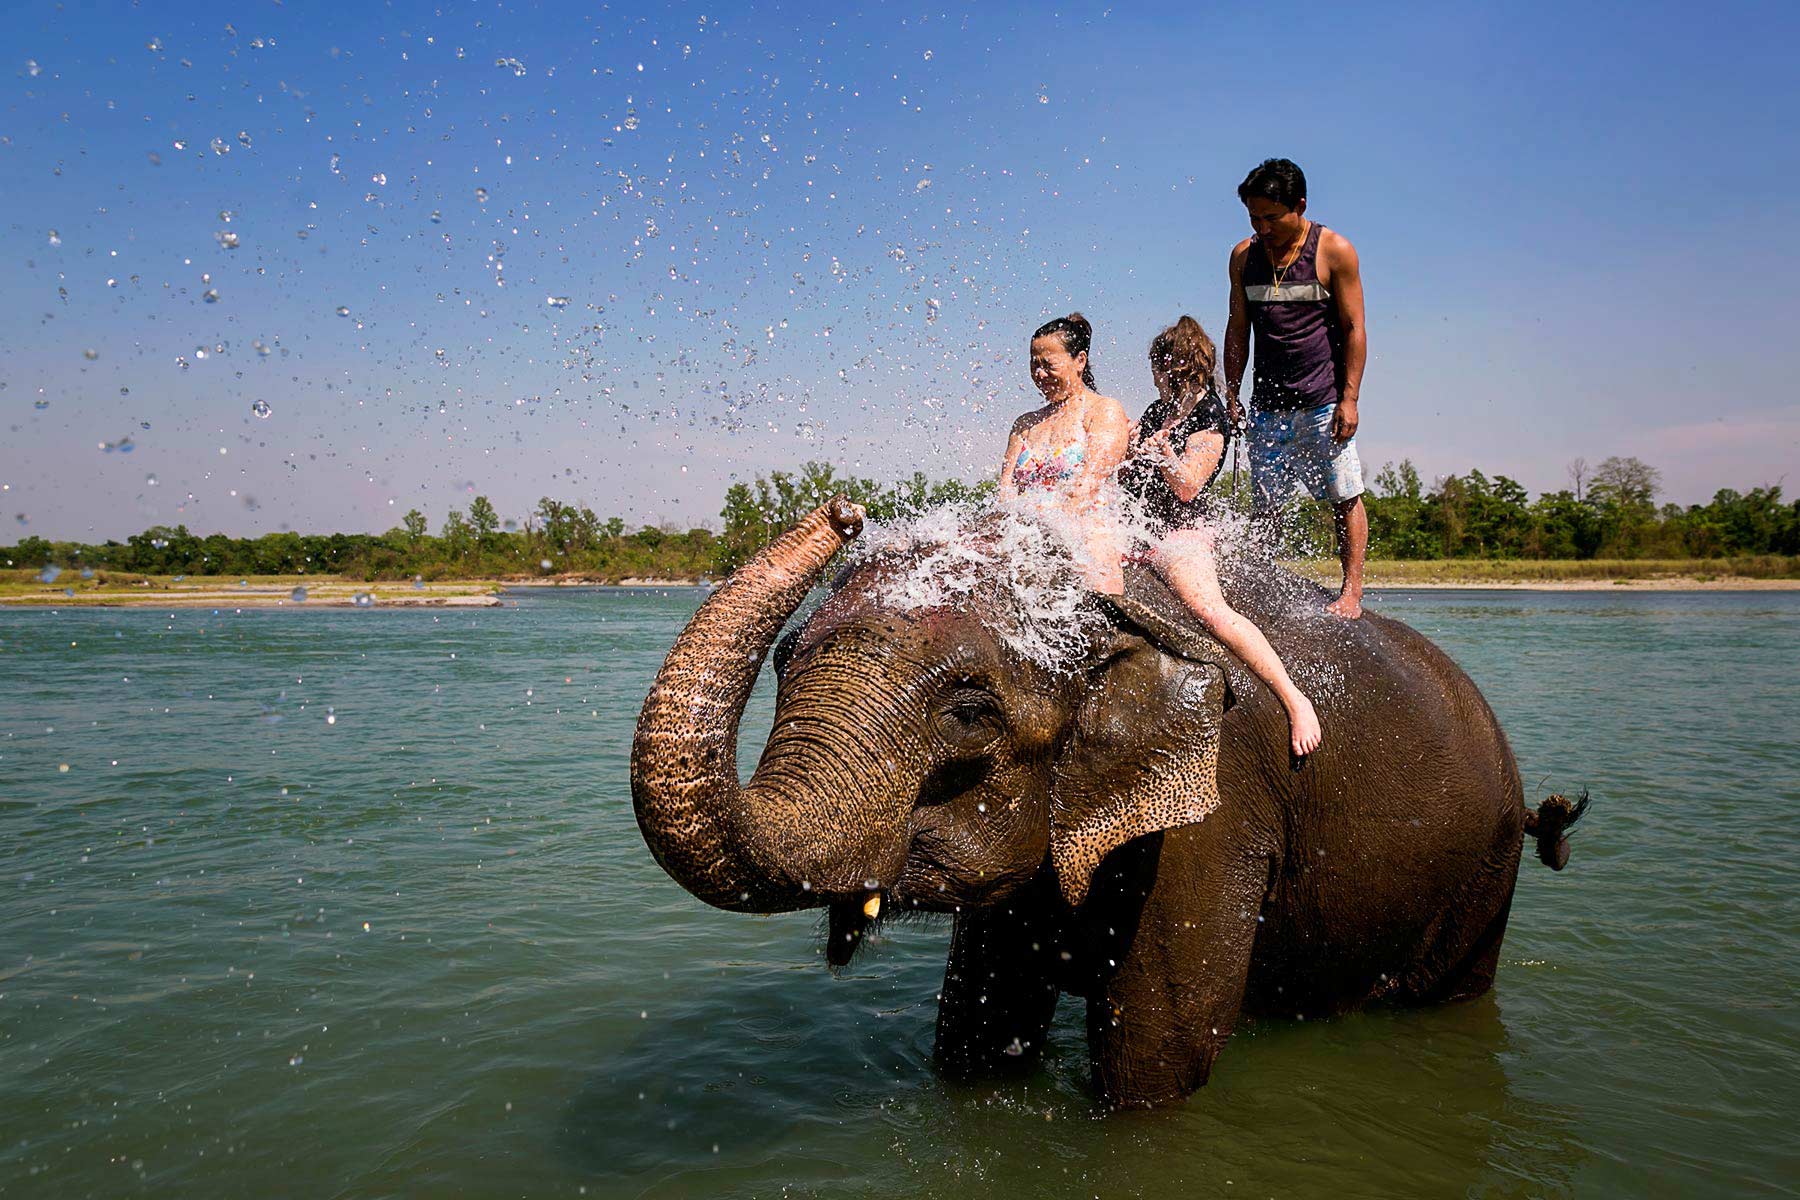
[6, 573, 1795, 608]
[1364, 577, 1800, 591]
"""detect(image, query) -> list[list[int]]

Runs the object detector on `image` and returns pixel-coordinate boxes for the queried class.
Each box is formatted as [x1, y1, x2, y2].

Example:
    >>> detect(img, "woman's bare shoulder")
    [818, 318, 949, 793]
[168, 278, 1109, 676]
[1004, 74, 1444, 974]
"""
[1083, 392, 1132, 430]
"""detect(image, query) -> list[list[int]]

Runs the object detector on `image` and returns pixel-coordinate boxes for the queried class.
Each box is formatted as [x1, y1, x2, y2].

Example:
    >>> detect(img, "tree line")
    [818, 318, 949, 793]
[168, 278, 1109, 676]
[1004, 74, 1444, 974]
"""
[5, 455, 1795, 582]
[1350, 455, 1798, 561]
[0, 468, 996, 582]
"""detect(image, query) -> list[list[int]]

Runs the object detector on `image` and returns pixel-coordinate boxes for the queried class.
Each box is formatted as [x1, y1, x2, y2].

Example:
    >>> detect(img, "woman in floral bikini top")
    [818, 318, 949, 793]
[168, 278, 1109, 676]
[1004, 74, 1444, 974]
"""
[998, 313, 1132, 593]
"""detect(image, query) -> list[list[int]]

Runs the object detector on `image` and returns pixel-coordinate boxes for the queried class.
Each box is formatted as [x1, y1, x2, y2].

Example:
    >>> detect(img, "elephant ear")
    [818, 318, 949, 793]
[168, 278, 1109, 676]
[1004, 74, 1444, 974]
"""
[1049, 633, 1229, 907]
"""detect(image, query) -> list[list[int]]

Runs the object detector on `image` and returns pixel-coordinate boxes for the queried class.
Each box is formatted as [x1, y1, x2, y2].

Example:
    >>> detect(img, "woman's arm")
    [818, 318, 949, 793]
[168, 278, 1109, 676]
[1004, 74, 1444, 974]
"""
[998, 424, 1025, 491]
[1155, 429, 1226, 504]
[1073, 398, 1132, 594]
[1073, 399, 1132, 512]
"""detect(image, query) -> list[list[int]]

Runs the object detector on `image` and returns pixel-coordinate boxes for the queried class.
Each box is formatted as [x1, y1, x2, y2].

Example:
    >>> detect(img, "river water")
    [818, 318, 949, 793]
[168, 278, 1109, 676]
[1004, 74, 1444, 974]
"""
[3, 588, 1796, 1198]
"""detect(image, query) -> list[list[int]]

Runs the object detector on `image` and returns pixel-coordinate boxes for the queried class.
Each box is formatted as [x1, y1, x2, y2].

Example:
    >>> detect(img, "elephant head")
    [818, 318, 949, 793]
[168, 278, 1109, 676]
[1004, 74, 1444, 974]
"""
[631, 497, 1230, 962]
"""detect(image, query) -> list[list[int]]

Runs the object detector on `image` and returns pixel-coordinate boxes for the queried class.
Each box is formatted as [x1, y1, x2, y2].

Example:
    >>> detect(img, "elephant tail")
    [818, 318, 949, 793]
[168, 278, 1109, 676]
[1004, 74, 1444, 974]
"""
[1522, 789, 1590, 871]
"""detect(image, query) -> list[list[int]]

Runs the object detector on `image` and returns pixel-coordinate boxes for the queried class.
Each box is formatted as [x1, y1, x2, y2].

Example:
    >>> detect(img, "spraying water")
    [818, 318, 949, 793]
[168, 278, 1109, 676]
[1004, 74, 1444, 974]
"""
[849, 472, 1260, 670]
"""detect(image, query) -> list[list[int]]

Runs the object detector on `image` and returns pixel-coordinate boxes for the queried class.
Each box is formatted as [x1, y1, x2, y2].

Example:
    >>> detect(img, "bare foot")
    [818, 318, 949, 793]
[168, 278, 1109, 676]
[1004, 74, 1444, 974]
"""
[1325, 592, 1363, 619]
[1284, 691, 1323, 759]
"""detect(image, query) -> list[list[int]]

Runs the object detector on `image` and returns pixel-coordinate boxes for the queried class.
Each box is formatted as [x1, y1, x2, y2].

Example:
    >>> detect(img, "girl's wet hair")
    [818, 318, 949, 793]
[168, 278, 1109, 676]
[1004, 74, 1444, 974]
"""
[1033, 312, 1096, 389]
[1148, 315, 1217, 398]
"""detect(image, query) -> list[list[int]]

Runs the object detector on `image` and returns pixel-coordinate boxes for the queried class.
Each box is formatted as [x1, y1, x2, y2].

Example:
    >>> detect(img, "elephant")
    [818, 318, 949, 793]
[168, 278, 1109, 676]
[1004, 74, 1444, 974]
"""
[631, 497, 1586, 1108]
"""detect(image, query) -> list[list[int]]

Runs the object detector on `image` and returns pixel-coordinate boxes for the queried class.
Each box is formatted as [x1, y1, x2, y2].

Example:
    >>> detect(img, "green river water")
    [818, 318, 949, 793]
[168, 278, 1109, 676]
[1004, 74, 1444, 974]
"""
[3, 588, 1796, 1198]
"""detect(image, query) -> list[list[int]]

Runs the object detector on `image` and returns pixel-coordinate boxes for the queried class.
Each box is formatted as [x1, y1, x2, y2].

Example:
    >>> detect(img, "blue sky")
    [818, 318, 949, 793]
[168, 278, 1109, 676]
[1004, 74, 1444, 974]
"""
[4, 0, 1797, 539]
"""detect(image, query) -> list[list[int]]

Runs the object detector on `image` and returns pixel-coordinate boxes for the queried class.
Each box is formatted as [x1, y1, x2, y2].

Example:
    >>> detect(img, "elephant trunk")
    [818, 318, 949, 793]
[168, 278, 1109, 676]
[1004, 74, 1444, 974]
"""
[631, 496, 864, 912]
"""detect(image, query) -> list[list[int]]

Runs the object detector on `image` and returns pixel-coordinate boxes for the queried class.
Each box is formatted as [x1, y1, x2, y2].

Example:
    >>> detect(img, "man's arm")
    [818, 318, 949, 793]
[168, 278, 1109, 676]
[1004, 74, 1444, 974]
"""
[1224, 242, 1251, 430]
[1324, 232, 1365, 442]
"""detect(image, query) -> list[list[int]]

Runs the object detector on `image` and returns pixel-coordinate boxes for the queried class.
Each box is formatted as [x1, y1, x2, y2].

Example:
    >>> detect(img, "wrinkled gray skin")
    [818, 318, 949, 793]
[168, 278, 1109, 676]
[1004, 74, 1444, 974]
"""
[632, 499, 1563, 1108]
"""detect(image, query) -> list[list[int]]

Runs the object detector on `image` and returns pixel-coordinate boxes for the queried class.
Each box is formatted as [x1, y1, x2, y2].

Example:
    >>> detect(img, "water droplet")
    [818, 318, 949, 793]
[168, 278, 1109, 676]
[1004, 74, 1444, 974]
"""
[336, 305, 351, 317]
[325, 708, 337, 726]
[25, 59, 41, 77]
[83, 348, 98, 360]
[290, 586, 307, 602]
[429, 210, 442, 223]
[352, 592, 373, 608]
[539, 559, 553, 570]
[251, 399, 272, 419]
[545, 295, 570, 308]
[1037, 92, 1049, 104]
[236, 130, 252, 148]
[413, 576, 425, 589]
[209, 136, 228, 155]
[145, 474, 158, 486]
[622, 111, 640, 130]
[474, 187, 489, 203]
[146, 37, 163, 52]
[37, 565, 62, 584]
[34, 399, 49, 410]
[202, 288, 220, 303]
[216, 230, 240, 250]
[46, 230, 61, 247]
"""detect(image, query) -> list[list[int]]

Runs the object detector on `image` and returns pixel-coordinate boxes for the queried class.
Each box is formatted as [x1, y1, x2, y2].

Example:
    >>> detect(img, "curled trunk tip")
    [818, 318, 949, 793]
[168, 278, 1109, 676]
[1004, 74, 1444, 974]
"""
[631, 496, 865, 911]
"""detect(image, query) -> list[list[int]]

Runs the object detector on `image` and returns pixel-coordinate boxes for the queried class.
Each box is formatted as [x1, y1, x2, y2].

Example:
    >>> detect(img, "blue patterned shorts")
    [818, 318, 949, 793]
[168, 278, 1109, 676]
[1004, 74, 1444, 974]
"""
[1247, 401, 1365, 510]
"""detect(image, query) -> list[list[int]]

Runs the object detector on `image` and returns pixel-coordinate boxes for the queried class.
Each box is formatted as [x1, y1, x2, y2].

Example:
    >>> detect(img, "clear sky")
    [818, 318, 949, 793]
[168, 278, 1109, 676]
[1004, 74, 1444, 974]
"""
[4, 0, 1797, 540]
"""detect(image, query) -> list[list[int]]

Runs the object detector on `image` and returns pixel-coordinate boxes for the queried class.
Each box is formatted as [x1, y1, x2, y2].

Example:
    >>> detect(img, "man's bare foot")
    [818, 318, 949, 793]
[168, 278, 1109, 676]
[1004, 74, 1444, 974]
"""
[1285, 691, 1323, 758]
[1325, 592, 1363, 619]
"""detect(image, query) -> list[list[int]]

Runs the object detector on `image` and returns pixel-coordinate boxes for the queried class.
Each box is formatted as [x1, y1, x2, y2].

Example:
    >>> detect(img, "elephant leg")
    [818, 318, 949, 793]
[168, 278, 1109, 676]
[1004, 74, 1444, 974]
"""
[1083, 830, 1269, 1108]
[934, 881, 1064, 1079]
[1412, 874, 1518, 1004]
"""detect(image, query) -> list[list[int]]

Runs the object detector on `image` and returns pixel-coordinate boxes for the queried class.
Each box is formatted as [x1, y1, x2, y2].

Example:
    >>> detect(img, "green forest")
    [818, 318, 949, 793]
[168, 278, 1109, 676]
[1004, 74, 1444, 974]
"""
[5, 456, 1798, 583]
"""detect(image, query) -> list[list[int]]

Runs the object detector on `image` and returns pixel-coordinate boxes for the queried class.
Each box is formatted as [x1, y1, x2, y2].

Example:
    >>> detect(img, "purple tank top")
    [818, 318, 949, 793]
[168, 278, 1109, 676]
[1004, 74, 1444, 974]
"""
[1242, 221, 1341, 411]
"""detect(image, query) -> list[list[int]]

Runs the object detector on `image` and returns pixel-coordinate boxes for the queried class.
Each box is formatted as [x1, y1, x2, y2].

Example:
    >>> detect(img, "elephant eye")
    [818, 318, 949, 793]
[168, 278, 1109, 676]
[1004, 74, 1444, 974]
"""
[934, 685, 1003, 747]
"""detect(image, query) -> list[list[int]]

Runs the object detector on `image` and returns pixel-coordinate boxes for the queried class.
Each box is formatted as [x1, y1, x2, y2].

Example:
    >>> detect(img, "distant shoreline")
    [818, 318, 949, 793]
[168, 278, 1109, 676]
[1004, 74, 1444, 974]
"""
[1363, 577, 1800, 592]
[4, 568, 1796, 608]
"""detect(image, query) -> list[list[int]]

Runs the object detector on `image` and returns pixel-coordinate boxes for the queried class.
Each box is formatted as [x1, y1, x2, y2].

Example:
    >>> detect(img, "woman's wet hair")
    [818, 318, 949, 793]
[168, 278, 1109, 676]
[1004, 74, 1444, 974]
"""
[1148, 315, 1217, 398]
[1237, 158, 1307, 209]
[1032, 312, 1096, 389]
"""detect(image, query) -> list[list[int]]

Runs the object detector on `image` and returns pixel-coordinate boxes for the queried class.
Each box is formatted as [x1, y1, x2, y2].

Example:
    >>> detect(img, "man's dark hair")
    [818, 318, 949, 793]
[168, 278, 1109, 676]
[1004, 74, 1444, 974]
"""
[1237, 158, 1307, 209]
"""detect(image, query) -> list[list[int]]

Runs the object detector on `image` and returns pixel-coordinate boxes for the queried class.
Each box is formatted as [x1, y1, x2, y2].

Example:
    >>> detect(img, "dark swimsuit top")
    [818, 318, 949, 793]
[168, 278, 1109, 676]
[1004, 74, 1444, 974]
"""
[1117, 385, 1232, 531]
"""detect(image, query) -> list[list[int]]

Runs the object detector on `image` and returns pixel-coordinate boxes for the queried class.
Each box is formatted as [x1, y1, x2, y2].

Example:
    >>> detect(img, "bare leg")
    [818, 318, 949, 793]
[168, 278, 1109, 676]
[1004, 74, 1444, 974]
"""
[1326, 495, 1367, 619]
[1153, 530, 1322, 757]
[1082, 521, 1125, 595]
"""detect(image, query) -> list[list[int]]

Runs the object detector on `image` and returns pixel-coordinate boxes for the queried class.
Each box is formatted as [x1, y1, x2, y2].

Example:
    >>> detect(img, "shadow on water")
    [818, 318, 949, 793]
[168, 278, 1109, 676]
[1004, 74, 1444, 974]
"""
[554, 942, 940, 1196]
[556, 932, 1588, 1199]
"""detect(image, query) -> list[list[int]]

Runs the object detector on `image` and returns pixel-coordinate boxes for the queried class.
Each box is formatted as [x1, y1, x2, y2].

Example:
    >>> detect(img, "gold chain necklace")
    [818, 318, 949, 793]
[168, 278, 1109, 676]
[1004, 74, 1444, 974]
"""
[1268, 220, 1310, 299]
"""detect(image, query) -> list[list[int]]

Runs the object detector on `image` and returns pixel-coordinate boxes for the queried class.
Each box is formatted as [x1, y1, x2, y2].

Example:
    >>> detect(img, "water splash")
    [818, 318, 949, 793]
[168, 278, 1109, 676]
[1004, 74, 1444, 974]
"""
[848, 497, 1107, 669]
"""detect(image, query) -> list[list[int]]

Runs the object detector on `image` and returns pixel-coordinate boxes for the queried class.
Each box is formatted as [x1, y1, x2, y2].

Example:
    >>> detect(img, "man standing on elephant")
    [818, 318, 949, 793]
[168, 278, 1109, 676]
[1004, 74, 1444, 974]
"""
[1224, 157, 1369, 618]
